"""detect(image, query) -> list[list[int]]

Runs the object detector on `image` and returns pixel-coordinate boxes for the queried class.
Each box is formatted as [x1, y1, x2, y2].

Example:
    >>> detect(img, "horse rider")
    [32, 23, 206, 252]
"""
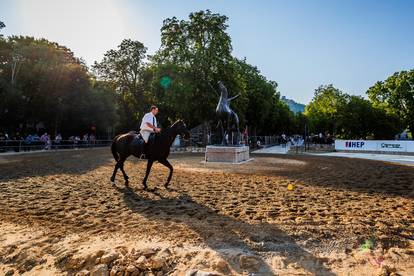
[140, 105, 161, 144]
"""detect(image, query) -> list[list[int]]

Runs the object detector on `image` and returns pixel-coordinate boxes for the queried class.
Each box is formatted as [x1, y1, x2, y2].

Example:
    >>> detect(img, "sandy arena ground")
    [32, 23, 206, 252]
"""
[0, 148, 413, 276]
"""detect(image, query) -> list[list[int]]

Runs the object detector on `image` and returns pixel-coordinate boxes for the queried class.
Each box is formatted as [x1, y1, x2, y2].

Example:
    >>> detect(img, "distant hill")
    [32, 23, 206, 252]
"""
[280, 96, 305, 114]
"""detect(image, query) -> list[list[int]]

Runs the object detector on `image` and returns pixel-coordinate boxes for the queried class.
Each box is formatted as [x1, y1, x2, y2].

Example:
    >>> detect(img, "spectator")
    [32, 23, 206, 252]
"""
[55, 133, 62, 149]
[40, 132, 49, 150]
[74, 136, 80, 148]
[32, 133, 40, 150]
[24, 134, 33, 151]
[46, 134, 52, 150]
[69, 135, 75, 148]
[83, 133, 89, 147]
[13, 132, 22, 152]
[0, 132, 6, 152]
[89, 133, 96, 146]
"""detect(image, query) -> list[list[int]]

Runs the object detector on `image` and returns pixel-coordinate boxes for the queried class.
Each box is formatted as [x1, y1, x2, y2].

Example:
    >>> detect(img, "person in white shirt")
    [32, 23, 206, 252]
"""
[140, 106, 161, 143]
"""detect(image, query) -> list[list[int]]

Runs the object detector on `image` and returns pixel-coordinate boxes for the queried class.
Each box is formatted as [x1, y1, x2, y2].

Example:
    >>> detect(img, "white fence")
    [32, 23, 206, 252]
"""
[335, 140, 414, 153]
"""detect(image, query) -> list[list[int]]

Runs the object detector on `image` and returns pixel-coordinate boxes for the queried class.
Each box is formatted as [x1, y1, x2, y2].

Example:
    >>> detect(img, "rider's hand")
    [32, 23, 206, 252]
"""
[155, 128, 161, 133]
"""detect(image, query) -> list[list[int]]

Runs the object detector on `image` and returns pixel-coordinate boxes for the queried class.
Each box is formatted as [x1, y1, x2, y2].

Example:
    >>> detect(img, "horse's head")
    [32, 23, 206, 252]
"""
[172, 120, 190, 141]
[217, 81, 228, 97]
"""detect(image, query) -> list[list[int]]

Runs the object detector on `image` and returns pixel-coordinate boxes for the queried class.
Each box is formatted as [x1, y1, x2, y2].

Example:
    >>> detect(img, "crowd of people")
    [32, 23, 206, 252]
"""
[0, 131, 98, 152]
[251, 132, 335, 149]
[1, 128, 336, 153]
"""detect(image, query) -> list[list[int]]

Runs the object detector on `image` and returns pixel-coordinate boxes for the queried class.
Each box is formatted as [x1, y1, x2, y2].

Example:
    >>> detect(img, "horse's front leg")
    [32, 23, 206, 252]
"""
[218, 120, 225, 145]
[226, 115, 232, 145]
[142, 160, 154, 190]
[159, 159, 173, 188]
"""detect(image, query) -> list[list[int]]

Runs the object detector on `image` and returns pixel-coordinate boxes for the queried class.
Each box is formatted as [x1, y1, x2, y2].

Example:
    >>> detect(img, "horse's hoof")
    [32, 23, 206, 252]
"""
[125, 180, 129, 186]
[110, 177, 115, 182]
[165, 186, 175, 192]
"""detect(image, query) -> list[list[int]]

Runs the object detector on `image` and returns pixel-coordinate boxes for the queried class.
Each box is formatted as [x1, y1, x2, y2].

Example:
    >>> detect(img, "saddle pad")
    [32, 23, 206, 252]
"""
[131, 134, 144, 146]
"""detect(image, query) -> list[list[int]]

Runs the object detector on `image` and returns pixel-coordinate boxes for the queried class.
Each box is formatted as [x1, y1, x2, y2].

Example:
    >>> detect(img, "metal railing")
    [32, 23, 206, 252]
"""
[0, 136, 336, 155]
[0, 139, 112, 153]
[175, 134, 282, 150]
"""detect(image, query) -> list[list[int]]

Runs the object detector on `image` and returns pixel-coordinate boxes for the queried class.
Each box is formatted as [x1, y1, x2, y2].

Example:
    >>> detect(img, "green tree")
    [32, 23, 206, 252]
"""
[93, 39, 148, 131]
[153, 10, 241, 128]
[305, 84, 403, 139]
[0, 36, 118, 137]
[288, 112, 308, 136]
[367, 70, 414, 134]
[232, 58, 292, 135]
[85, 81, 119, 137]
[305, 84, 347, 135]
[146, 63, 197, 127]
[336, 96, 377, 139]
[371, 106, 403, 139]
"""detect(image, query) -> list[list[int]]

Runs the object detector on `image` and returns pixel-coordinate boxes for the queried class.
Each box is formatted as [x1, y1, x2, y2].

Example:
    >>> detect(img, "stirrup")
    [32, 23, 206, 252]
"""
[139, 153, 146, 159]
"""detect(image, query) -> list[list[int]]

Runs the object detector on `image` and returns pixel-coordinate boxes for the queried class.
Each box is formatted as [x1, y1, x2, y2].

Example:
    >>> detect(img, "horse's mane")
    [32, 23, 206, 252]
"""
[159, 120, 183, 138]
[170, 120, 183, 128]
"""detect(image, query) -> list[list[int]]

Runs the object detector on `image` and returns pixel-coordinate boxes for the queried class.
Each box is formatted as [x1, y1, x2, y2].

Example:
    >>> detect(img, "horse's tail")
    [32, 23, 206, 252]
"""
[111, 136, 120, 162]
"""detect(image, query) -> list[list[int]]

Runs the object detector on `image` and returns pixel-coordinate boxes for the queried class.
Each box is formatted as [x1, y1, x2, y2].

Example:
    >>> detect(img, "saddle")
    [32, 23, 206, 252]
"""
[131, 133, 156, 158]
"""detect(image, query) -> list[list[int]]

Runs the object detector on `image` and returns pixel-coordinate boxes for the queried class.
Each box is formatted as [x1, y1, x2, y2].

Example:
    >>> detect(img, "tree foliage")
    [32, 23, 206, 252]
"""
[150, 10, 293, 136]
[306, 85, 403, 139]
[0, 36, 117, 137]
[367, 70, 414, 133]
[305, 85, 347, 134]
[93, 39, 148, 131]
[152, 10, 238, 127]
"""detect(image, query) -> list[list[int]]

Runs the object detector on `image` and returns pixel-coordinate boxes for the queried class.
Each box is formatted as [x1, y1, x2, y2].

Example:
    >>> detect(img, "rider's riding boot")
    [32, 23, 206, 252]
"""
[138, 138, 146, 159]
[140, 142, 148, 159]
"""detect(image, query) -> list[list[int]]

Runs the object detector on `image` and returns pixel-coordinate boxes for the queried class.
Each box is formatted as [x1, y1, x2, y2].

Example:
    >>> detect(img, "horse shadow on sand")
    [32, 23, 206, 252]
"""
[112, 184, 336, 276]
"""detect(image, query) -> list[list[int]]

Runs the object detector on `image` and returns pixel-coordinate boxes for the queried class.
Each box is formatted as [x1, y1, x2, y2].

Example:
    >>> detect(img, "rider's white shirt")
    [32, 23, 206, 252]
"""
[140, 112, 157, 131]
[140, 112, 157, 143]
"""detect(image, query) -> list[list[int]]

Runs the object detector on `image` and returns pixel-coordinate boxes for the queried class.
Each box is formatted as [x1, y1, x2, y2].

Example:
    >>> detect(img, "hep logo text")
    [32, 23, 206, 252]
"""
[345, 141, 365, 148]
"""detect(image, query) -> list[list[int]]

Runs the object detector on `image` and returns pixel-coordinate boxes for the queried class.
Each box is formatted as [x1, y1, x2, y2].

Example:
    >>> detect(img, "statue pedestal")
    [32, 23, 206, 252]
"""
[205, 145, 250, 163]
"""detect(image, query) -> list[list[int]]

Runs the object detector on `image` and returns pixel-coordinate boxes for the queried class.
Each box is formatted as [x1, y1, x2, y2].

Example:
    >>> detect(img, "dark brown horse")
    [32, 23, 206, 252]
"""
[110, 120, 190, 189]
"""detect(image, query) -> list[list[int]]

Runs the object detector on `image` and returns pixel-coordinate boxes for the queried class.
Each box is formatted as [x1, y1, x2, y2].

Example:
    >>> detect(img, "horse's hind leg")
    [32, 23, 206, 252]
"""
[119, 157, 129, 185]
[159, 159, 173, 188]
[232, 111, 240, 145]
[110, 162, 119, 183]
[111, 155, 129, 184]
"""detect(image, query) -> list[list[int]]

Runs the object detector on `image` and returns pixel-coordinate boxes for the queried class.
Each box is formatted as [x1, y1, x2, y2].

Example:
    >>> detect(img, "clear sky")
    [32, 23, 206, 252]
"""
[1, 0, 413, 103]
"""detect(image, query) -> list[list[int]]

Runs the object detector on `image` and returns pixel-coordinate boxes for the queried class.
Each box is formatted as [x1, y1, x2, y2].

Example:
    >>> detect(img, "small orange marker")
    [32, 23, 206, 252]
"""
[287, 184, 294, 191]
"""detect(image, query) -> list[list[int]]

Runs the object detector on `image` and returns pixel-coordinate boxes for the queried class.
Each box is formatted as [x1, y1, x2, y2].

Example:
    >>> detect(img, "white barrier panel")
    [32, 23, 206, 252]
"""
[335, 140, 414, 153]
[407, 142, 414, 152]
[335, 140, 377, 151]
[376, 141, 406, 152]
